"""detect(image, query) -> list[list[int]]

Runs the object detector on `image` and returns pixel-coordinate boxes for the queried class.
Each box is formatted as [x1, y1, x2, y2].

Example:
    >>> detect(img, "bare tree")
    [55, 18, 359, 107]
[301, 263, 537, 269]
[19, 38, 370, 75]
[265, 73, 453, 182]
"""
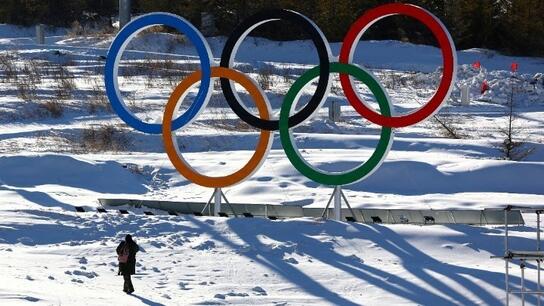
[499, 79, 534, 160]
[432, 113, 463, 139]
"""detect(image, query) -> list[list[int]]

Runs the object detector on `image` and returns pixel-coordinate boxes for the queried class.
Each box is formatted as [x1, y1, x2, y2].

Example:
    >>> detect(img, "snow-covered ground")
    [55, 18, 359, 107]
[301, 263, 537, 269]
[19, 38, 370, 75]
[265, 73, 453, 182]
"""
[1, 24, 544, 305]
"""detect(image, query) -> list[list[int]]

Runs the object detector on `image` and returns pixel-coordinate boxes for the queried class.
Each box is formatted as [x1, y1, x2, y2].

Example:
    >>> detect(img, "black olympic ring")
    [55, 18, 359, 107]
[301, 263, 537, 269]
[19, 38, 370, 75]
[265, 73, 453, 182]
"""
[220, 9, 333, 131]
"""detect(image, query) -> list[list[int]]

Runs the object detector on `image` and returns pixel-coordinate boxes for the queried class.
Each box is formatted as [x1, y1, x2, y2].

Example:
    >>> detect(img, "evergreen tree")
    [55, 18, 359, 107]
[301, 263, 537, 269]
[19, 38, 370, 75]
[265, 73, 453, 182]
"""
[0, 0, 542, 57]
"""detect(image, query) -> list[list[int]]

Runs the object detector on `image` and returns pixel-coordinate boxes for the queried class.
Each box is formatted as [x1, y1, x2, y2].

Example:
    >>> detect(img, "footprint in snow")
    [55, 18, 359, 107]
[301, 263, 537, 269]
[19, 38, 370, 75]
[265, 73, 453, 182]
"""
[214, 292, 249, 299]
[214, 294, 226, 300]
[179, 282, 192, 290]
[226, 292, 249, 297]
[26, 275, 34, 281]
[251, 286, 267, 296]
[442, 244, 454, 250]
[72, 270, 98, 278]
[192, 240, 216, 251]
[150, 241, 166, 248]
[284, 257, 298, 264]
[348, 254, 364, 263]
[23, 296, 40, 302]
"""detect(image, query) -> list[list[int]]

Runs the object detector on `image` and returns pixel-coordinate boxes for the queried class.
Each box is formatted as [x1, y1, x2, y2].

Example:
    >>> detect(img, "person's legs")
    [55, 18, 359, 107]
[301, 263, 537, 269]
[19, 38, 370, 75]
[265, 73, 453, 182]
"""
[123, 273, 130, 293]
[126, 274, 134, 293]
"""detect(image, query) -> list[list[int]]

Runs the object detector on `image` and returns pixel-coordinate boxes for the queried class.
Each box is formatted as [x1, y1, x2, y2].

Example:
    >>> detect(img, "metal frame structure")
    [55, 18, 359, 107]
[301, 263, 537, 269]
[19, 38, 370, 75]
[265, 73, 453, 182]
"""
[201, 188, 239, 218]
[98, 198, 524, 226]
[320, 186, 357, 221]
[492, 206, 544, 306]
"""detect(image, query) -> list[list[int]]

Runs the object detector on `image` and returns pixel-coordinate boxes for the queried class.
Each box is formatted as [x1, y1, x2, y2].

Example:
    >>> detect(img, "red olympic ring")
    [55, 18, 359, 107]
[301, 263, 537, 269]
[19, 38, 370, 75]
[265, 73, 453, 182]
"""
[339, 3, 457, 128]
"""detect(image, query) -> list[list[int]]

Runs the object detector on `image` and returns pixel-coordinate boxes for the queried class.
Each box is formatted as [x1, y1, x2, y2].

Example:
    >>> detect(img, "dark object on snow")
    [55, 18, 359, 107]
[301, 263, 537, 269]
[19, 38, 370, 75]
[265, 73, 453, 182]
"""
[243, 212, 254, 218]
[116, 234, 140, 294]
[143, 211, 154, 216]
[193, 212, 203, 216]
[52, 50, 66, 56]
[119, 209, 129, 215]
[168, 211, 178, 216]
[268, 216, 278, 220]
[218, 212, 229, 218]
[371, 216, 382, 223]
[345, 216, 356, 222]
[424, 216, 436, 224]
[74, 206, 85, 213]
[97, 207, 107, 213]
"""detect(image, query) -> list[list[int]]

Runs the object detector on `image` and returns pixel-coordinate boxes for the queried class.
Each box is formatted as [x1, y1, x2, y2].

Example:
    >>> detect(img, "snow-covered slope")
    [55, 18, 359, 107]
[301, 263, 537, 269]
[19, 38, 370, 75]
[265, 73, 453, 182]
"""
[1, 199, 540, 305]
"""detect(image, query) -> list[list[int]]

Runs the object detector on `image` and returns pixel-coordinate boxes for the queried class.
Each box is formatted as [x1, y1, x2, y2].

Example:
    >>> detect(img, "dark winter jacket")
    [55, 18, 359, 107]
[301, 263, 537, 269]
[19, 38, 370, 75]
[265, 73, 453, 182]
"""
[117, 239, 139, 275]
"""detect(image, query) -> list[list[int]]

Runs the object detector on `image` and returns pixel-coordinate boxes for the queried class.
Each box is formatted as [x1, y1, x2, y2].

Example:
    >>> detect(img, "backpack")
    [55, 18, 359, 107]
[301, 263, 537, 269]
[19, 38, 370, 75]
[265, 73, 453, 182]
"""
[118, 244, 129, 264]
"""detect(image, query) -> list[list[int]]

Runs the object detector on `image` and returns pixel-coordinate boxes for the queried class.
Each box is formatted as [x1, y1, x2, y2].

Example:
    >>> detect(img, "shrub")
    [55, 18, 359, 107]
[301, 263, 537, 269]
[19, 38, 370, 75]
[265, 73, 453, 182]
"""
[40, 100, 64, 118]
[256, 66, 275, 91]
[80, 124, 132, 152]
[87, 78, 111, 114]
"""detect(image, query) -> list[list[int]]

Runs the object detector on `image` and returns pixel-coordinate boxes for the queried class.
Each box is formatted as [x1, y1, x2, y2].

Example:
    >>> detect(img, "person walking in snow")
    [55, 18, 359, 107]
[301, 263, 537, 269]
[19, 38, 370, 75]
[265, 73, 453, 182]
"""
[116, 234, 140, 294]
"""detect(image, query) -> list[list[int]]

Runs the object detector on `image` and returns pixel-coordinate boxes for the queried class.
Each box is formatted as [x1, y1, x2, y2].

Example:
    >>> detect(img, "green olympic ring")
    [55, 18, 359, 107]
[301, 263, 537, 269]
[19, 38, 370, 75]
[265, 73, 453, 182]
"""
[279, 62, 394, 186]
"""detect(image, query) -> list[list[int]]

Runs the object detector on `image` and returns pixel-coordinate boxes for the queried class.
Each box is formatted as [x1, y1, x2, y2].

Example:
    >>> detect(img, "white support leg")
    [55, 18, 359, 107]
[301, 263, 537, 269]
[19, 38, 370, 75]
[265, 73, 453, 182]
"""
[521, 260, 526, 306]
[213, 188, 221, 216]
[505, 208, 510, 306]
[539, 212, 542, 306]
[333, 186, 341, 221]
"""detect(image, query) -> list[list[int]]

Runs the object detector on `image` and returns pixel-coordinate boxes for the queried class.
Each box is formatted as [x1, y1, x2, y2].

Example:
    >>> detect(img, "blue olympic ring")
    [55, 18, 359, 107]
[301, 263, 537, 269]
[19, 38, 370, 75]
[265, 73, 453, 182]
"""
[105, 13, 213, 134]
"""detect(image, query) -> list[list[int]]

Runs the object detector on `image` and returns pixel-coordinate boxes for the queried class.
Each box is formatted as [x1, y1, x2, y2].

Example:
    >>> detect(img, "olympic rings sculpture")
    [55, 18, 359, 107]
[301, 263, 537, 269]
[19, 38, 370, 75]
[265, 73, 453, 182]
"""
[105, 3, 457, 188]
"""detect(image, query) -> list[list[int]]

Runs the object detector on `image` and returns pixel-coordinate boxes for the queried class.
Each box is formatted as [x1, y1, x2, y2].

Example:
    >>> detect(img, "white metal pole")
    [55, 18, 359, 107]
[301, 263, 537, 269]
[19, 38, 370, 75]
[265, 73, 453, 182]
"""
[506, 209, 510, 306]
[506, 258, 509, 306]
[333, 186, 341, 221]
[36, 24, 45, 44]
[213, 188, 221, 216]
[521, 260, 526, 306]
[461, 84, 470, 105]
[538, 212, 542, 306]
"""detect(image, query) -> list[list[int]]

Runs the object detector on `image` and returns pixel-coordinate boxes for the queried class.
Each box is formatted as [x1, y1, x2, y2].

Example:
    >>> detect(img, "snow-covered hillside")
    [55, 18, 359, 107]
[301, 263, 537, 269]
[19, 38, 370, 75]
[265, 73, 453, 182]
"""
[1, 24, 543, 305]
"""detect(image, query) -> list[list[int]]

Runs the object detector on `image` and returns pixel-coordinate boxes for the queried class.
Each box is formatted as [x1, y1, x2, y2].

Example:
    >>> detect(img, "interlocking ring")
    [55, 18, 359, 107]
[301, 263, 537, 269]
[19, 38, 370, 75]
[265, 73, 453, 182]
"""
[339, 3, 457, 128]
[220, 9, 332, 131]
[105, 3, 456, 188]
[163, 67, 273, 188]
[279, 63, 393, 186]
[105, 13, 213, 134]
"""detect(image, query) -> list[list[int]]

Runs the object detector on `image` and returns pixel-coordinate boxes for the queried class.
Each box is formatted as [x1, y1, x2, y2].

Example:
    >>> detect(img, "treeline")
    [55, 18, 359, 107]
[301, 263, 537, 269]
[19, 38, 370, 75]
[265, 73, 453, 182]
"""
[0, 0, 543, 57]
